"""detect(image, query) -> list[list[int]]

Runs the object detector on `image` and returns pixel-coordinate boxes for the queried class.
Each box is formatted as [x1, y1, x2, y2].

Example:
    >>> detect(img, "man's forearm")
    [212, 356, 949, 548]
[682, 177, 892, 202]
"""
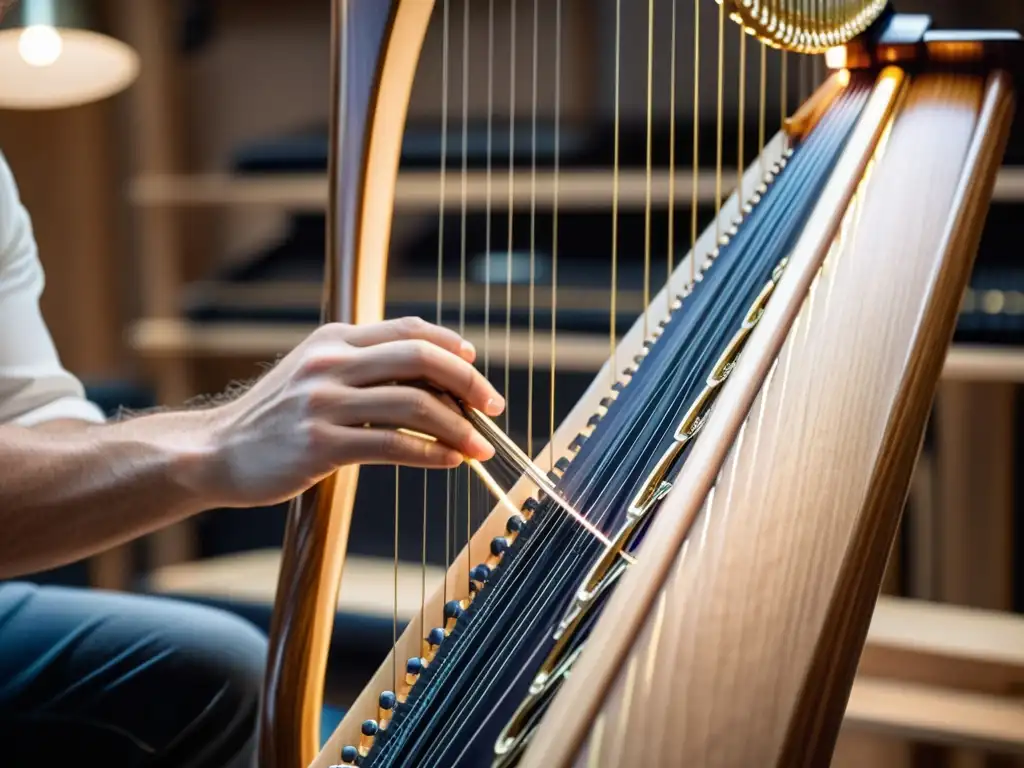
[0, 410, 216, 580]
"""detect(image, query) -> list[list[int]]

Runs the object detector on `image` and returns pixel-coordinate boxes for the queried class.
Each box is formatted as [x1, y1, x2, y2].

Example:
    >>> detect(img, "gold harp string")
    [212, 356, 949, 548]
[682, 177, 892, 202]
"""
[484, 0, 493, 382]
[759, 40, 766, 174]
[642, 0, 654, 342]
[714, 0, 724, 246]
[460, 0, 472, 610]
[667, 0, 677, 314]
[549, 0, 562, 470]
[737, 22, 746, 213]
[421, 469, 427, 657]
[505, 0, 516, 437]
[527, 0, 538, 459]
[781, 50, 789, 142]
[481, 0, 495, 595]
[393, 465, 399, 693]
[643, 0, 651, 342]
[799, 43, 809, 103]
[420, 0, 431, 645]
[439, 0, 450, 611]
[610, 0, 621, 386]
[690, 0, 699, 285]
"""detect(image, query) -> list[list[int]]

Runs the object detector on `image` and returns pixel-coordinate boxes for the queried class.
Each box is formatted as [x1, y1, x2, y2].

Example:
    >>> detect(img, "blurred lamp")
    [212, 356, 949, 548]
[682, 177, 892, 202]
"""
[0, 0, 139, 109]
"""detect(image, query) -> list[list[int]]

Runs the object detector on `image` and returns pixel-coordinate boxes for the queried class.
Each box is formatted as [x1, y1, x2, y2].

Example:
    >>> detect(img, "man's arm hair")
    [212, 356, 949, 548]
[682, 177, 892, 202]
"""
[0, 409, 216, 580]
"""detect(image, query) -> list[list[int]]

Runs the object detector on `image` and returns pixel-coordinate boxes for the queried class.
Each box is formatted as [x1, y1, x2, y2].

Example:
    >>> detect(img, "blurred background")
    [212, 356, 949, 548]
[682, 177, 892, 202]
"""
[3, 0, 1024, 765]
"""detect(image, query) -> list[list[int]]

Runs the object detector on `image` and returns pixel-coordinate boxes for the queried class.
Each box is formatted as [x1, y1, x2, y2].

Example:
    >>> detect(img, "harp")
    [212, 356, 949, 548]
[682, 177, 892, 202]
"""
[258, 2, 1021, 767]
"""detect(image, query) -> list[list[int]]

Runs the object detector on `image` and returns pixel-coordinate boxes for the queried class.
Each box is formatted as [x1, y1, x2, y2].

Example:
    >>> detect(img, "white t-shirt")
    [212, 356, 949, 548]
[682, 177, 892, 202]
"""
[0, 151, 106, 426]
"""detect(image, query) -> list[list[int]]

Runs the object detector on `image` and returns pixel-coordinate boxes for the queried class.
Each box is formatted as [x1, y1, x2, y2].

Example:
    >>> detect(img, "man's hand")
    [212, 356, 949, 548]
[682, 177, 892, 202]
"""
[193, 317, 506, 508]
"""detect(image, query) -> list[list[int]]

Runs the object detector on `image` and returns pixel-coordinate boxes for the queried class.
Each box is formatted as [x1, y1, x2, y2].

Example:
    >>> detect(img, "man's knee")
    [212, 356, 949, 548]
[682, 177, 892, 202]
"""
[152, 598, 268, 766]
[175, 600, 269, 693]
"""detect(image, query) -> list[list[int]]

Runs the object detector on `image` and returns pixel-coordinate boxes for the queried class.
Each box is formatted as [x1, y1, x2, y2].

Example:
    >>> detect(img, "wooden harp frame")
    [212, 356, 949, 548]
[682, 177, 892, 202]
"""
[257, 3, 1021, 767]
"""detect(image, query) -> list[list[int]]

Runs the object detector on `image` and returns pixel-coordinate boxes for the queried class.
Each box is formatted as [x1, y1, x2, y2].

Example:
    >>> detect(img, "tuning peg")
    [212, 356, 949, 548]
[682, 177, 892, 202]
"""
[378, 691, 396, 729]
[444, 600, 464, 633]
[358, 720, 378, 758]
[490, 537, 510, 557]
[423, 626, 445, 662]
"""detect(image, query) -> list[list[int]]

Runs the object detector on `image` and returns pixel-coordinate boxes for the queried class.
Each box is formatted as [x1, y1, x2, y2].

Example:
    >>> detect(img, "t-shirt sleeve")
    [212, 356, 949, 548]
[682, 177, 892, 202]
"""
[0, 151, 106, 426]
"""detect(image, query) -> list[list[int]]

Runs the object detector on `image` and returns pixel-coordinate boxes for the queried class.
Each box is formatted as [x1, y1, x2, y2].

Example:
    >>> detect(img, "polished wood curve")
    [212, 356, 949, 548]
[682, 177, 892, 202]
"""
[259, 2, 434, 766]
[546, 71, 1014, 768]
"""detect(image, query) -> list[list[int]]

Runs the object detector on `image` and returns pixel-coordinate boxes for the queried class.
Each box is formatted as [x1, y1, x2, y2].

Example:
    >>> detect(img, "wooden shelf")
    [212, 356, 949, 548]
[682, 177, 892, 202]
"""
[941, 345, 1024, 383]
[846, 677, 1024, 755]
[129, 165, 1024, 211]
[147, 549, 446, 623]
[129, 317, 1024, 383]
[129, 168, 743, 211]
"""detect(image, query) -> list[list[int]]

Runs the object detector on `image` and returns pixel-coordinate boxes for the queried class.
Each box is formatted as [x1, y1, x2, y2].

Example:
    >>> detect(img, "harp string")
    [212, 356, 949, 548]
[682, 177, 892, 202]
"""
[667, 0, 678, 314]
[393, 465, 399, 694]
[781, 50, 789, 145]
[690, 0, 699, 285]
[505, 0, 516, 438]
[549, 0, 562, 471]
[460, 0, 472, 627]
[437, 0, 451, 615]
[799, 45, 810, 103]
[485, 0, 494, 382]
[527, 0, 538, 460]
[759, 39, 767, 173]
[738, 25, 747, 210]
[714, 0, 724, 245]
[610, 0, 621, 387]
[643, 0, 654, 343]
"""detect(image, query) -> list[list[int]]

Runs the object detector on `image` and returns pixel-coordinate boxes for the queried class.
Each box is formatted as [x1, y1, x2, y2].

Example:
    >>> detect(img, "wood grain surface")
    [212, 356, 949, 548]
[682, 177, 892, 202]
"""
[556, 71, 1013, 768]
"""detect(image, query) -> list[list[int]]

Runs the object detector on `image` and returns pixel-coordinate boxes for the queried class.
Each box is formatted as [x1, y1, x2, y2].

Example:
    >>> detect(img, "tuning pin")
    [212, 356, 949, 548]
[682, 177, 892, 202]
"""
[554, 457, 571, 474]
[568, 433, 587, 452]
[470, 562, 492, 586]
[505, 515, 526, 535]
[490, 537, 510, 557]
[427, 626, 446, 652]
[378, 691, 396, 729]
[358, 721, 378, 757]
[339, 744, 361, 766]
[423, 626, 445, 661]
[522, 497, 540, 516]
[444, 600, 464, 633]
[405, 656, 423, 688]
[469, 564, 492, 595]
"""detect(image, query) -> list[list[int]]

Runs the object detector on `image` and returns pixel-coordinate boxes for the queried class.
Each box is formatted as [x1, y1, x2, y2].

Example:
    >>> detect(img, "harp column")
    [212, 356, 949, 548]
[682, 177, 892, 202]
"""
[258, 2, 436, 768]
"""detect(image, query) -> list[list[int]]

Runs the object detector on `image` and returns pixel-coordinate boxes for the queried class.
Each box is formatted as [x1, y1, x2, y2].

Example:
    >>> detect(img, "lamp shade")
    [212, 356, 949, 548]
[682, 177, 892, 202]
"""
[0, 0, 139, 110]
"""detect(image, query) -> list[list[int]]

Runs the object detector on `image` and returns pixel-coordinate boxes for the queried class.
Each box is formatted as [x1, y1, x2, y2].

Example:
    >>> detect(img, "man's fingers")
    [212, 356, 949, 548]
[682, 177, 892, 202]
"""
[344, 340, 504, 416]
[330, 426, 464, 469]
[339, 317, 475, 363]
[336, 386, 494, 461]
